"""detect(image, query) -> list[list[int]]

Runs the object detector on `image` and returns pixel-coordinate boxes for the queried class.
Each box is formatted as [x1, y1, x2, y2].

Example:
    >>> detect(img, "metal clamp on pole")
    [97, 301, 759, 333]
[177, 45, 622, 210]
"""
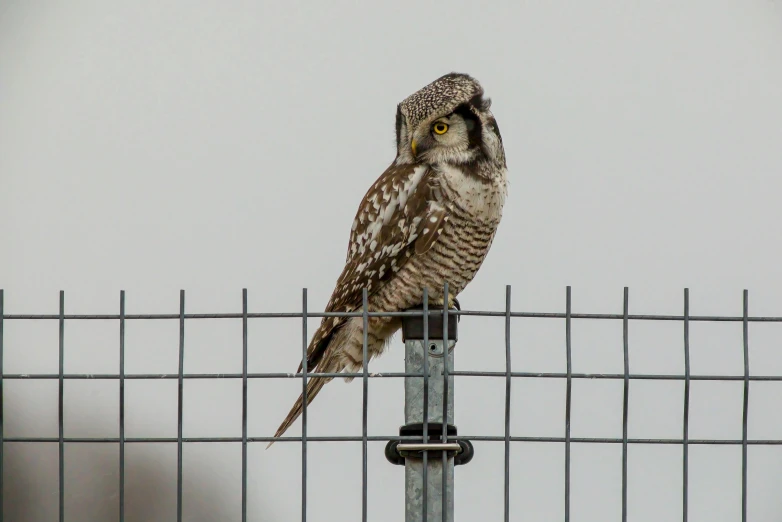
[383, 292, 472, 522]
[385, 423, 474, 466]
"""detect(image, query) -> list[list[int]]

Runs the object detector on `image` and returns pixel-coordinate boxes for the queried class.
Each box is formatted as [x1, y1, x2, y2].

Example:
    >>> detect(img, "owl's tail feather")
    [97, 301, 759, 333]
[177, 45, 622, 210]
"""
[267, 373, 332, 449]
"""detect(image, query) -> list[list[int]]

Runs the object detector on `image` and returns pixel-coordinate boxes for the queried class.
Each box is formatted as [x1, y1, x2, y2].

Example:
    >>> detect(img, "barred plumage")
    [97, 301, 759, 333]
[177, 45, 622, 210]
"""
[270, 73, 508, 445]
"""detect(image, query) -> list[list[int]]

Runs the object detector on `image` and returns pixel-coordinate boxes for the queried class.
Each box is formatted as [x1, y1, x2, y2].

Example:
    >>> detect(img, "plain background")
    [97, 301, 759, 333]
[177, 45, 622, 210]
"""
[2, 1, 782, 520]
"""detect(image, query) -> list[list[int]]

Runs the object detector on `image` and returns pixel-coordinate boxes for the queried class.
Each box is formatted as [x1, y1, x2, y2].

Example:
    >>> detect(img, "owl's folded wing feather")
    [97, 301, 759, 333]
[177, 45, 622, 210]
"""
[299, 162, 448, 372]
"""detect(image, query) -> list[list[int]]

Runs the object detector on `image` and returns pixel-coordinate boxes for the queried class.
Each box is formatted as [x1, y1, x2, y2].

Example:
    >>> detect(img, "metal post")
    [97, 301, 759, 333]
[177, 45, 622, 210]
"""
[385, 296, 472, 522]
[404, 316, 455, 520]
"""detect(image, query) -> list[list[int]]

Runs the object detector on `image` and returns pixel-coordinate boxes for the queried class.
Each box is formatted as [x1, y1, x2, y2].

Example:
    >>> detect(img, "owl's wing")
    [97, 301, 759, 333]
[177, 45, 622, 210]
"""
[298, 162, 448, 372]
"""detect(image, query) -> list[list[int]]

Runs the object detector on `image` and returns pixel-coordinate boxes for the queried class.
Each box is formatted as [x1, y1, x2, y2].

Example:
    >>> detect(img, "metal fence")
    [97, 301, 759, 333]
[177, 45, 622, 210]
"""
[0, 286, 780, 521]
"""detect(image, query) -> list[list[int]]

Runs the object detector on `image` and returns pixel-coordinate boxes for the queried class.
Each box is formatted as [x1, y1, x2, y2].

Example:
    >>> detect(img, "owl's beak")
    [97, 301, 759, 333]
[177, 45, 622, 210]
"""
[411, 140, 417, 158]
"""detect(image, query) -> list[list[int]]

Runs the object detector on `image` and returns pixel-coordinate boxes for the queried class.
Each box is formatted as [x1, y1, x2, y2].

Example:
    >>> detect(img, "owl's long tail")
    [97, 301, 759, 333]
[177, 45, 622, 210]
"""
[268, 316, 380, 448]
[267, 372, 333, 449]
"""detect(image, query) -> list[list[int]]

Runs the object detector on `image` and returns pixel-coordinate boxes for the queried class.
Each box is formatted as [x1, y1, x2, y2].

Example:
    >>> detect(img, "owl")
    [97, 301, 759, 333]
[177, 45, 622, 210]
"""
[270, 72, 508, 444]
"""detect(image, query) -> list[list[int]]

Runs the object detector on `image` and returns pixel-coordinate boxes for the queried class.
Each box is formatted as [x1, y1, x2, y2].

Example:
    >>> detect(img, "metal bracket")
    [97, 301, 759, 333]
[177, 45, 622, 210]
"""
[384, 423, 474, 466]
[396, 443, 463, 453]
[401, 299, 460, 342]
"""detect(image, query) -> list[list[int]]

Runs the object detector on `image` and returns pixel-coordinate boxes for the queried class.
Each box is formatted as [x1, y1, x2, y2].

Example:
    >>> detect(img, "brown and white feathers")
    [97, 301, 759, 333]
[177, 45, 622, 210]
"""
[270, 73, 508, 446]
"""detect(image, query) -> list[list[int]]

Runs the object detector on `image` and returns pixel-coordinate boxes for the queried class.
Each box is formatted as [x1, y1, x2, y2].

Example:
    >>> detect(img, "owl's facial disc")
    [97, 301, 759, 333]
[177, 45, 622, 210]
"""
[408, 105, 483, 164]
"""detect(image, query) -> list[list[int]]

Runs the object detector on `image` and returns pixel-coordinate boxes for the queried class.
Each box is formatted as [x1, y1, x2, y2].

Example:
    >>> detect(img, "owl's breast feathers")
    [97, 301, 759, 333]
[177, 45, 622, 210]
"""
[436, 163, 508, 225]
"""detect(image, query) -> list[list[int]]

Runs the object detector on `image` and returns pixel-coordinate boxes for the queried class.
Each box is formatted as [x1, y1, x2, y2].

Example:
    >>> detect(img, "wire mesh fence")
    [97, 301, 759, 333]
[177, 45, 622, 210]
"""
[0, 286, 780, 521]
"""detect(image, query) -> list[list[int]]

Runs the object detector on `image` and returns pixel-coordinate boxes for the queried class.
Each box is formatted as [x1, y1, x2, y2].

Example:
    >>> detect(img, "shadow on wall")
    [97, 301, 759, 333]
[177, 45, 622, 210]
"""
[1, 392, 273, 522]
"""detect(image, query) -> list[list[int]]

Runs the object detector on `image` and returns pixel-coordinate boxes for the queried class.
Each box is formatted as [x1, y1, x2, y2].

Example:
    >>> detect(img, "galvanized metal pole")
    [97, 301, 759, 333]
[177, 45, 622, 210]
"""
[404, 323, 455, 520]
[386, 295, 466, 522]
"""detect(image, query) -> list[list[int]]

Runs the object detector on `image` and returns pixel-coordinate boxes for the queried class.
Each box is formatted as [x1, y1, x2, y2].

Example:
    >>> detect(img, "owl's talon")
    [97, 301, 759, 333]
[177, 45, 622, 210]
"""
[429, 295, 458, 310]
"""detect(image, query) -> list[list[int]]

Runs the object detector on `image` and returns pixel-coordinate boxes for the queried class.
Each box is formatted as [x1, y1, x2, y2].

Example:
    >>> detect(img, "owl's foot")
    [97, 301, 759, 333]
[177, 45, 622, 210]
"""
[429, 295, 460, 310]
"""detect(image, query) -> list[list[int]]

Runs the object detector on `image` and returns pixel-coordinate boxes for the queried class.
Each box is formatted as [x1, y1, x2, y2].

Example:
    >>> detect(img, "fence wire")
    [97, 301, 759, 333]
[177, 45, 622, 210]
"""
[0, 287, 779, 521]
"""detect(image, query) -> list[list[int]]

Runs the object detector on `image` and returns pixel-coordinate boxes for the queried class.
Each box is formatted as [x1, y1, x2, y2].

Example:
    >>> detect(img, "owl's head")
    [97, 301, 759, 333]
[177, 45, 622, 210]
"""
[394, 73, 506, 173]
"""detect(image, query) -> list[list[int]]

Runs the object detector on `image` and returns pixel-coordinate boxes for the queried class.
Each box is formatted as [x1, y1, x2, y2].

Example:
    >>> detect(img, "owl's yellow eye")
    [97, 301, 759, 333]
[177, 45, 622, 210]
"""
[432, 122, 449, 135]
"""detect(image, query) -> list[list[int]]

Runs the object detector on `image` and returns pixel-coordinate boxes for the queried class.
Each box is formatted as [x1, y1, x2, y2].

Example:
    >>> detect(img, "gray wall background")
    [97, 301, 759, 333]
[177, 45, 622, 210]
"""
[2, 1, 782, 520]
